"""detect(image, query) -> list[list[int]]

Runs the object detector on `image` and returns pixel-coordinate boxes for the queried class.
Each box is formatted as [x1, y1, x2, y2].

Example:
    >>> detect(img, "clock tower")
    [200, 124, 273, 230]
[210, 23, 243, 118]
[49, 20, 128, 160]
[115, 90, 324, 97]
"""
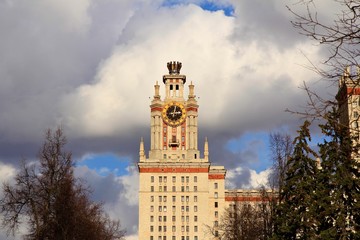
[145, 61, 201, 162]
[138, 62, 225, 240]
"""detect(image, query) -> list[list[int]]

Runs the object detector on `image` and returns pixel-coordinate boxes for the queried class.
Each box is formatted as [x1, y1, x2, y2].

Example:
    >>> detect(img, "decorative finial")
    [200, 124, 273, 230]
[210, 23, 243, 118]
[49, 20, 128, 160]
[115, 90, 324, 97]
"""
[204, 137, 209, 161]
[167, 61, 182, 75]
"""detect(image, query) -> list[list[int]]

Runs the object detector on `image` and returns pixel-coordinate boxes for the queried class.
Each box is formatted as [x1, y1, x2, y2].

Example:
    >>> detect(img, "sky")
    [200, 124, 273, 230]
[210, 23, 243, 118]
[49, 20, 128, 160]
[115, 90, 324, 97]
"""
[0, 0, 342, 239]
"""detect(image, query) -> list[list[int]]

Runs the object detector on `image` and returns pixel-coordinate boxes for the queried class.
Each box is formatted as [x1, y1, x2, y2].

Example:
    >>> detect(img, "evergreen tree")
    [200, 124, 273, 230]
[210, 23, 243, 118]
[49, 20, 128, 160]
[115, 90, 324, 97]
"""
[316, 109, 360, 239]
[273, 120, 318, 240]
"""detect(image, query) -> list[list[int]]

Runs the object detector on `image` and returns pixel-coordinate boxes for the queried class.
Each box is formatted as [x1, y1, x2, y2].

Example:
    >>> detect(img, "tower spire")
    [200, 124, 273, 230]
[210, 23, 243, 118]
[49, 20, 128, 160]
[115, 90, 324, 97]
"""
[204, 137, 209, 161]
[139, 137, 145, 161]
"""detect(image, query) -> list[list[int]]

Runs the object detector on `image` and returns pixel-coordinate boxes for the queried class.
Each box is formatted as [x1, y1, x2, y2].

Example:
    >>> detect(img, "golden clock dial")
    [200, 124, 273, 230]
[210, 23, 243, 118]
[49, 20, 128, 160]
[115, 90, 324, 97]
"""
[162, 102, 186, 126]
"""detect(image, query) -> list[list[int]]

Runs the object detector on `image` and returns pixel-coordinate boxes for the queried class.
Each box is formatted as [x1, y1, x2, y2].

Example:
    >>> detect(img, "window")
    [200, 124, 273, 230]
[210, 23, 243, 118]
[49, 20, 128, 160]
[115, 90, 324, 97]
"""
[150, 236, 154, 240]
[164, 176, 167, 183]
[151, 176, 154, 182]
[159, 196, 162, 202]
[214, 192, 218, 199]
[172, 186, 176, 192]
[181, 206, 184, 212]
[150, 226, 154, 232]
[172, 176, 176, 182]
[164, 206, 167, 212]
[214, 221, 218, 227]
[181, 237, 185, 240]
[172, 206, 176, 212]
[194, 176, 197, 182]
[159, 176, 162, 183]
[159, 186, 162, 192]
[215, 231, 219, 237]
[355, 111, 359, 118]
[181, 216, 185, 222]
[181, 176, 185, 183]
[159, 216, 162, 222]
[194, 226, 198, 232]
[172, 196, 176, 202]
[186, 176, 189, 183]
[164, 226, 167, 232]
[151, 206, 154, 212]
[158, 237, 162, 240]
[150, 216, 154, 222]
[164, 216, 167, 222]
[186, 226, 189, 232]
[194, 196, 197, 202]
[194, 206, 198, 212]
[186, 196, 189, 202]
[159, 226, 162, 232]
[181, 196, 184, 202]
[215, 211, 218, 217]
[172, 236, 176, 240]
[194, 237, 198, 240]
[186, 237, 189, 240]
[186, 186, 189, 192]
[186, 216, 189, 222]
[186, 206, 189, 212]
[164, 196, 167, 202]
[151, 196, 154, 202]
[194, 186, 197, 192]
[172, 226, 176, 232]
[194, 216, 198, 222]
[151, 186, 154, 192]
[164, 186, 167, 192]
[172, 216, 176, 222]
[181, 226, 184, 232]
[214, 183, 218, 189]
[164, 154, 167, 159]
[159, 206, 162, 212]
[181, 186, 184, 192]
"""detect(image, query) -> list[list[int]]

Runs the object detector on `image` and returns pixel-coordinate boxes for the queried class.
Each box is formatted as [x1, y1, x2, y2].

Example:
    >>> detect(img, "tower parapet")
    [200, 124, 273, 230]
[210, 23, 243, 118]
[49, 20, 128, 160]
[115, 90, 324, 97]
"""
[167, 61, 182, 75]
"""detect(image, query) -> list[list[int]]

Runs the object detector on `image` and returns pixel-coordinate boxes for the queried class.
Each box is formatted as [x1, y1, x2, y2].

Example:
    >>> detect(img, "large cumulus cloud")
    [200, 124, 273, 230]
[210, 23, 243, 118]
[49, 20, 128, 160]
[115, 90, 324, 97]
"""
[0, 0, 341, 238]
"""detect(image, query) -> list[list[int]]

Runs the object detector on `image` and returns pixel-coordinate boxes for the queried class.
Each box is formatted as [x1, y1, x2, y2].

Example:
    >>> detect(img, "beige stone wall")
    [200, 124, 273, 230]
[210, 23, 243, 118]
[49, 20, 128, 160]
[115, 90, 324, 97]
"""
[138, 166, 222, 240]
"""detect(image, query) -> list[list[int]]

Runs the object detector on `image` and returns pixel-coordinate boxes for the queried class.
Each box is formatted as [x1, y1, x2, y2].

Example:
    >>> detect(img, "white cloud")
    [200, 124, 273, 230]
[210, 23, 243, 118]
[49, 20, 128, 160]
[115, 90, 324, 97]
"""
[74, 165, 139, 236]
[0, 162, 16, 184]
[226, 166, 270, 189]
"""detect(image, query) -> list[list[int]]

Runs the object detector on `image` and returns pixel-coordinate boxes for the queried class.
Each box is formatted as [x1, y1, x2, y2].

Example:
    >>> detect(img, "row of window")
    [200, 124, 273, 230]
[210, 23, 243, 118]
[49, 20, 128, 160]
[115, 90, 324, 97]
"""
[151, 176, 198, 183]
[150, 186, 198, 192]
[150, 205, 198, 212]
[150, 236, 198, 240]
[150, 225, 198, 232]
[151, 195, 198, 202]
[150, 215, 198, 222]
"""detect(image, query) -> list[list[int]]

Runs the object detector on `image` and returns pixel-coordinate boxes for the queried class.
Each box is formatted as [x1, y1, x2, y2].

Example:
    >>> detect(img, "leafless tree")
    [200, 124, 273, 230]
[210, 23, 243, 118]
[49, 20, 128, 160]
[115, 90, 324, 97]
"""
[287, 0, 360, 119]
[289, 0, 360, 80]
[0, 128, 126, 240]
[207, 191, 276, 240]
[268, 132, 294, 195]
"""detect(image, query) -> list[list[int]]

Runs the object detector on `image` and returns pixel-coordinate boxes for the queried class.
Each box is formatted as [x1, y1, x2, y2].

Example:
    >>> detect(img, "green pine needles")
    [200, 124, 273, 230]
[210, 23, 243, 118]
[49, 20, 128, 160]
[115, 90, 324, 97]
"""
[273, 108, 360, 240]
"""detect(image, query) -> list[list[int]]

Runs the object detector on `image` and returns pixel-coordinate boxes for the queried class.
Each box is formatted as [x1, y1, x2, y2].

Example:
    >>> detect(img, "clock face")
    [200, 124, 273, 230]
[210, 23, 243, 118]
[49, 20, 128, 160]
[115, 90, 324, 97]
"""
[162, 102, 186, 126]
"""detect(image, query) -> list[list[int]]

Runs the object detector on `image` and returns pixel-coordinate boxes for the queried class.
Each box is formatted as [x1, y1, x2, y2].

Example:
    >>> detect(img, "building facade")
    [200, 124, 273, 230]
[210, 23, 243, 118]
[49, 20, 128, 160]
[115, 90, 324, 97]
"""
[138, 62, 266, 240]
